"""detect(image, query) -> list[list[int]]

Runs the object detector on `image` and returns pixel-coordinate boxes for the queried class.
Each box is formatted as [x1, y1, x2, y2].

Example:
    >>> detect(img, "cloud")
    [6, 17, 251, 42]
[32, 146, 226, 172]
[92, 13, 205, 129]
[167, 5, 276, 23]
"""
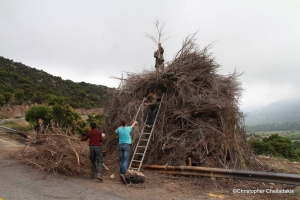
[0, 0, 299, 112]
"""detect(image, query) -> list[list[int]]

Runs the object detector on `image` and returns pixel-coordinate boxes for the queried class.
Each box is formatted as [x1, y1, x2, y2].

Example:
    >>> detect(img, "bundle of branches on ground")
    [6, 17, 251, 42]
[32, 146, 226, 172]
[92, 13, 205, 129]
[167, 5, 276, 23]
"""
[105, 34, 252, 169]
[19, 128, 90, 175]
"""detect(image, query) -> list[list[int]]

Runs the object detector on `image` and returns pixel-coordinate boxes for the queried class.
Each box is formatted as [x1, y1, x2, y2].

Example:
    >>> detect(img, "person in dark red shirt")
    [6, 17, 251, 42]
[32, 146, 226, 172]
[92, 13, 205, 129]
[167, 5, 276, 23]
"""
[81, 123, 104, 181]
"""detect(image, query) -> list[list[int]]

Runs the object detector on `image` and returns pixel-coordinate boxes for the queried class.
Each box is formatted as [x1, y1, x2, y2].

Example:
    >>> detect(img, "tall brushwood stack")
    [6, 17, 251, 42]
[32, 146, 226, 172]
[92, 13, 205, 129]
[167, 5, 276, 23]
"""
[104, 35, 252, 170]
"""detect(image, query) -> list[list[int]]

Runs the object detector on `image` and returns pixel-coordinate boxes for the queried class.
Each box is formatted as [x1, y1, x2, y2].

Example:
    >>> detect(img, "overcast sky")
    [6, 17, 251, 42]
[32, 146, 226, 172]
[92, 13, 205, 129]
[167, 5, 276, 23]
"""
[1, 0, 299, 112]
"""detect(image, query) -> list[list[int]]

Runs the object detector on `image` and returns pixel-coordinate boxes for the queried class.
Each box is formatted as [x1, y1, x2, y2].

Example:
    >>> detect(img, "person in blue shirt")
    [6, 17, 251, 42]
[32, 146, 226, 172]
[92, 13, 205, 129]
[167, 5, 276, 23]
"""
[116, 120, 138, 182]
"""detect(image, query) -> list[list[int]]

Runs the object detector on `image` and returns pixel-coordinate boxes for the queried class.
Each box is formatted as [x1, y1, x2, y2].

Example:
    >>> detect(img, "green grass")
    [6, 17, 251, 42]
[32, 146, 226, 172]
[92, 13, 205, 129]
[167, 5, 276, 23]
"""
[2, 121, 32, 132]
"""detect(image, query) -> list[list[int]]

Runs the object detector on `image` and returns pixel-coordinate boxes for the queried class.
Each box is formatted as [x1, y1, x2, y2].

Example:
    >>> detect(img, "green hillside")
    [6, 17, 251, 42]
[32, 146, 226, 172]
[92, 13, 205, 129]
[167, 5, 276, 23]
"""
[0, 56, 112, 109]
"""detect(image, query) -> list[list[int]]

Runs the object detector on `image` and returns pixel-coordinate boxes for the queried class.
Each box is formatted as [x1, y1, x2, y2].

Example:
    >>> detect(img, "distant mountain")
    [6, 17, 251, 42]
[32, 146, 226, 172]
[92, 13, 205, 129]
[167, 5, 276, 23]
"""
[245, 100, 300, 126]
[0, 56, 113, 109]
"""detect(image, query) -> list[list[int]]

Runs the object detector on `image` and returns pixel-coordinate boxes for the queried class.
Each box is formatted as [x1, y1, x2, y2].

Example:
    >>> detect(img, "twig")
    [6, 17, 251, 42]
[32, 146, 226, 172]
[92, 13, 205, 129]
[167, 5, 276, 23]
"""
[67, 138, 80, 166]
[43, 134, 80, 140]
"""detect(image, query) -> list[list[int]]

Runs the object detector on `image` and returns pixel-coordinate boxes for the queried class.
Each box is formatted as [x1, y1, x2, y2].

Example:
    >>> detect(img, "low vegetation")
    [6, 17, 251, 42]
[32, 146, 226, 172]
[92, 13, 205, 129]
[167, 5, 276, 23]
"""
[1, 121, 31, 132]
[247, 121, 300, 160]
[250, 134, 300, 161]
[293, 141, 300, 158]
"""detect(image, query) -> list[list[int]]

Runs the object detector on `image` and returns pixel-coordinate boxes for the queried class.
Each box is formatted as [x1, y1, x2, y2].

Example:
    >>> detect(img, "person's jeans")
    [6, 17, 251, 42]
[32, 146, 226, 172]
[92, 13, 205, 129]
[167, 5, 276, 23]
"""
[89, 146, 103, 176]
[118, 143, 131, 174]
[146, 106, 158, 125]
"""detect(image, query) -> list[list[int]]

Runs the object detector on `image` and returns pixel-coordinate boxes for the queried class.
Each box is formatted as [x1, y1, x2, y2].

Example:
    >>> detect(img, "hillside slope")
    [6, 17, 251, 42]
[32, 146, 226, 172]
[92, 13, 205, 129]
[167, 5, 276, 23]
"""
[245, 100, 300, 126]
[0, 56, 112, 109]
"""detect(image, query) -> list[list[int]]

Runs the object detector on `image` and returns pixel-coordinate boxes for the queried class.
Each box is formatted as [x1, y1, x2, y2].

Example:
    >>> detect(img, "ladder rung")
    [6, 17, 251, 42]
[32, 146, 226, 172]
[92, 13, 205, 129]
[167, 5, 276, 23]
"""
[129, 167, 139, 170]
[143, 132, 151, 134]
[135, 152, 145, 155]
[137, 146, 146, 148]
[132, 160, 141, 162]
[140, 139, 148, 141]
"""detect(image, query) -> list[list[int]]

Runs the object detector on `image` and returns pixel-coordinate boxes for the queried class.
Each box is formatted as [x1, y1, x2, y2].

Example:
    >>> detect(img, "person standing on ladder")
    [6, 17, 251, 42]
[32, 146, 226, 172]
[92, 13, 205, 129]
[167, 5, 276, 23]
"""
[116, 120, 138, 183]
[154, 43, 165, 76]
[144, 90, 159, 128]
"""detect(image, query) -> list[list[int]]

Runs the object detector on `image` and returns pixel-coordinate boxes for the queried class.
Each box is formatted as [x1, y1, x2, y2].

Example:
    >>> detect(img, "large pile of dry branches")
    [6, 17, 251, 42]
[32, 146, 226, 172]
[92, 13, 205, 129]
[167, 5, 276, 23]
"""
[105, 35, 252, 169]
[19, 128, 90, 175]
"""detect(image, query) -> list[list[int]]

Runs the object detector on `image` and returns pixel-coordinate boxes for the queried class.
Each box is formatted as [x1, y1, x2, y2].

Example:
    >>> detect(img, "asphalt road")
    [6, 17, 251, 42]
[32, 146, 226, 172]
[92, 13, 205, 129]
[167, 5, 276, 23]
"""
[0, 134, 227, 200]
[0, 138, 124, 200]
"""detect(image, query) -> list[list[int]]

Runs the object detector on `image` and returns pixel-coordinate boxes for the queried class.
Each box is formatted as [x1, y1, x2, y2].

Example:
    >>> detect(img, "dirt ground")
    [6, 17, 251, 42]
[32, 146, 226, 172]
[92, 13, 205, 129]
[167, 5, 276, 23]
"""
[100, 160, 300, 200]
[0, 134, 300, 200]
[257, 155, 300, 174]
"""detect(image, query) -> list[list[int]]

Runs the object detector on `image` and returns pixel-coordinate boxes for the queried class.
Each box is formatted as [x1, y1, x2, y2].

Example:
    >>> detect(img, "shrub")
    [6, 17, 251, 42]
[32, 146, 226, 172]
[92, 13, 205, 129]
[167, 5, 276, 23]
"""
[293, 141, 300, 149]
[87, 113, 106, 130]
[0, 94, 5, 106]
[250, 139, 277, 156]
[250, 134, 299, 160]
[52, 104, 81, 128]
[25, 105, 53, 125]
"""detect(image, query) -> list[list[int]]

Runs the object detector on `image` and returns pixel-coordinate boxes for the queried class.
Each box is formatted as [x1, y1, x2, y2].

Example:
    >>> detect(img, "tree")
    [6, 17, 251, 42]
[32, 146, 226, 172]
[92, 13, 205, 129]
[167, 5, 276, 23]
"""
[250, 134, 299, 160]
[52, 104, 81, 128]
[263, 134, 298, 159]
[87, 113, 106, 130]
[293, 141, 300, 158]
[45, 94, 65, 106]
[293, 141, 300, 149]
[25, 103, 88, 135]
[0, 94, 5, 106]
[250, 139, 277, 156]
[72, 119, 89, 136]
[146, 19, 169, 46]
[33, 92, 43, 104]
[25, 105, 53, 125]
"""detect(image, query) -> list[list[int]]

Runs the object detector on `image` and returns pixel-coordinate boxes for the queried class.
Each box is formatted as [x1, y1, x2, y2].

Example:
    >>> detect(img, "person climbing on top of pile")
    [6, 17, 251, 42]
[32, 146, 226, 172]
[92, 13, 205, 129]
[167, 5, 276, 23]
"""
[154, 43, 165, 76]
[144, 90, 159, 128]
